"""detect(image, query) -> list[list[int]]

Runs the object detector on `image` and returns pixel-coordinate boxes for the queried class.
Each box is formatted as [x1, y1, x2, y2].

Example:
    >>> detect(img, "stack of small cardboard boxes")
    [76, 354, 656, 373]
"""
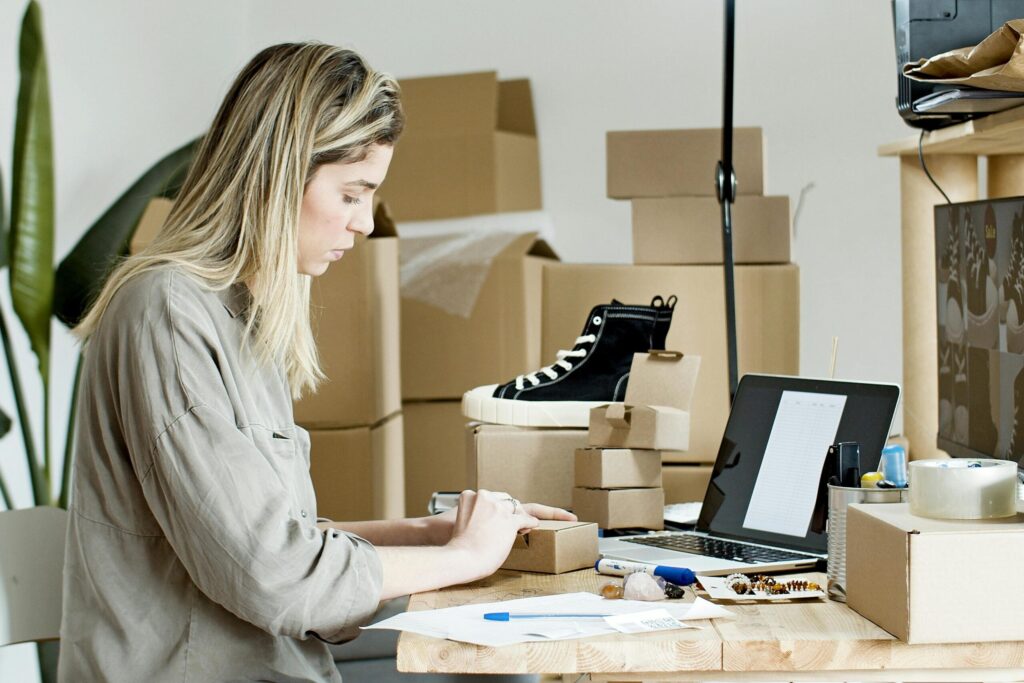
[379, 71, 560, 515]
[544, 127, 798, 505]
[573, 353, 700, 529]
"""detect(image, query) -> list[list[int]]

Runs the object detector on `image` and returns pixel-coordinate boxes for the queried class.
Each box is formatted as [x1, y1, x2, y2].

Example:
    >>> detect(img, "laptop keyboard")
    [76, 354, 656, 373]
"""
[623, 533, 813, 564]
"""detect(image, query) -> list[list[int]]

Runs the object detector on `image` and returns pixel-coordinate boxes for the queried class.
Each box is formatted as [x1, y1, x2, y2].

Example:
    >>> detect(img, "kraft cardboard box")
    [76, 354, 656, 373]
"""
[607, 128, 764, 199]
[662, 465, 713, 504]
[295, 204, 400, 429]
[588, 404, 690, 450]
[501, 520, 599, 574]
[543, 263, 799, 462]
[401, 233, 557, 399]
[846, 503, 1024, 644]
[402, 401, 469, 516]
[308, 412, 404, 522]
[572, 487, 664, 530]
[575, 448, 662, 489]
[130, 197, 172, 253]
[381, 71, 541, 222]
[467, 424, 587, 510]
[632, 196, 790, 265]
[588, 351, 699, 450]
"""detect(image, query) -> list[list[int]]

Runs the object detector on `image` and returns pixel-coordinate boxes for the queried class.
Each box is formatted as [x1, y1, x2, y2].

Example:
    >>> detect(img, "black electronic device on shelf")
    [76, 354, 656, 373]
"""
[893, 0, 1024, 130]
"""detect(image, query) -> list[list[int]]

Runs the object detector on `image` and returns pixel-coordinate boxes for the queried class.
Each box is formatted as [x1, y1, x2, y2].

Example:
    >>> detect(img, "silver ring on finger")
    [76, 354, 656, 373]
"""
[505, 496, 519, 514]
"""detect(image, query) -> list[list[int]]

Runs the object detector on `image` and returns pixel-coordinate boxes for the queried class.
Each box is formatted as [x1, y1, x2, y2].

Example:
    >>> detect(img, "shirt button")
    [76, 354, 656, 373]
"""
[300, 510, 307, 518]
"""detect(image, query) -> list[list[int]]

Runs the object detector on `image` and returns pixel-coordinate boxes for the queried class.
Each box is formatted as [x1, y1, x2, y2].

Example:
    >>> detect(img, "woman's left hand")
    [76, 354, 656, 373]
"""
[424, 499, 576, 545]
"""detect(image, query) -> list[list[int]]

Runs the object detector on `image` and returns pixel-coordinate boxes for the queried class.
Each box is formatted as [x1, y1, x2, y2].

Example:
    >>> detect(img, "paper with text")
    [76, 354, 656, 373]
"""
[742, 390, 846, 537]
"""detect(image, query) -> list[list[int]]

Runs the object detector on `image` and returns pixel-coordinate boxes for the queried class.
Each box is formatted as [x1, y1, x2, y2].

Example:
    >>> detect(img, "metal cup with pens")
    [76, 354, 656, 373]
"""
[824, 442, 908, 602]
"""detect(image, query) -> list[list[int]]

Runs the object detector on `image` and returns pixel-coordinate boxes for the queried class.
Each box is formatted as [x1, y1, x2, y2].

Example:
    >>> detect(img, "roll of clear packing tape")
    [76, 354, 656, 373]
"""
[909, 459, 1017, 519]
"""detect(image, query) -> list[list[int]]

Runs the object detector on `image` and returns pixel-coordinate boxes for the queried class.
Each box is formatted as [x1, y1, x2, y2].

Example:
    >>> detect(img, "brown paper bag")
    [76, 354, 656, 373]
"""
[903, 18, 1024, 92]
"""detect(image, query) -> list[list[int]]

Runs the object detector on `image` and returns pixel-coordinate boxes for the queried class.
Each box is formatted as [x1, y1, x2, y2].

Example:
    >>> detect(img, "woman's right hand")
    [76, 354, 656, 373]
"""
[446, 489, 539, 580]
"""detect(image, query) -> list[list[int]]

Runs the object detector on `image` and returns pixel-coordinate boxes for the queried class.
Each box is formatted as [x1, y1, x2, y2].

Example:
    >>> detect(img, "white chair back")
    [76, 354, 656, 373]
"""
[0, 506, 68, 646]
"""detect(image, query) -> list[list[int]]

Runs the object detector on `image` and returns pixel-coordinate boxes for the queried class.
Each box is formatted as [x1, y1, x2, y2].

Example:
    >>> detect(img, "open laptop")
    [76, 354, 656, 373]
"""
[599, 374, 901, 576]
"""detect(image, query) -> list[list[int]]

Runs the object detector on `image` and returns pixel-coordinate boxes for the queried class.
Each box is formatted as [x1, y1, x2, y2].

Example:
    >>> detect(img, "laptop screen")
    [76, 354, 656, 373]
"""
[696, 374, 900, 555]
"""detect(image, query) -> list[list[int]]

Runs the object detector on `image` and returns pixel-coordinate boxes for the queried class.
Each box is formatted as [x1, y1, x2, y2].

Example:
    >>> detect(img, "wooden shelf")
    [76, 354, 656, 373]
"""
[879, 104, 1024, 156]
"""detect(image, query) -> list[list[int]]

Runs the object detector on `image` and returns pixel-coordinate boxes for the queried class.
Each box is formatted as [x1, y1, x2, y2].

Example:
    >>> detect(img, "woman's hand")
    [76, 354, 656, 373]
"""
[426, 496, 577, 546]
[445, 489, 541, 580]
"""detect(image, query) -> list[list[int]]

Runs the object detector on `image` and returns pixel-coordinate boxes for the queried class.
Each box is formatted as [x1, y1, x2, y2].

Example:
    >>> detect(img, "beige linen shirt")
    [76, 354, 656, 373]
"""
[59, 268, 382, 682]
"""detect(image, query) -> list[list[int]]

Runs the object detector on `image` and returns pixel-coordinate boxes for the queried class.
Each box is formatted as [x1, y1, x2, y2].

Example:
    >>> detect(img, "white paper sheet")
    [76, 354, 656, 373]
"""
[742, 390, 847, 537]
[365, 593, 733, 647]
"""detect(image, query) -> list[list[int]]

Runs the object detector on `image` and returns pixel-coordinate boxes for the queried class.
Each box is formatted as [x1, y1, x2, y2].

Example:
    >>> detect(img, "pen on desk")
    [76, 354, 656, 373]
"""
[595, 559, 696, 586]
[483, 612, 612, 621]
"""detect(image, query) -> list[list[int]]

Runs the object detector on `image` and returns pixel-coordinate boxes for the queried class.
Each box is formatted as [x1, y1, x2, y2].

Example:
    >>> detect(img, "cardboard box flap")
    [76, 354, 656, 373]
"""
[400, 231, 556, 319]
[624, 351, 701, 411]
[846, 504, 912, 642]
[398, 71, 499, 135]
[497, 79, 536, 135]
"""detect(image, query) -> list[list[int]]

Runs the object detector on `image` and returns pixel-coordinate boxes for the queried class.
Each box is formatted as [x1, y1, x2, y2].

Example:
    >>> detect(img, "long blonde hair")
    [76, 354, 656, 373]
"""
[75, 43, 404, 398]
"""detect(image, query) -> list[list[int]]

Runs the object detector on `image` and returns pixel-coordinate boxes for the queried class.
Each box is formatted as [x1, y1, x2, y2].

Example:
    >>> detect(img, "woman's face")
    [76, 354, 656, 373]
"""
[297, 143, 394, 276]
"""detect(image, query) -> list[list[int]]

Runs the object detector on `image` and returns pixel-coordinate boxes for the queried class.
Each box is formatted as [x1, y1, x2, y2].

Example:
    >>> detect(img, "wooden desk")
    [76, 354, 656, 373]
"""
[397, 569, 1024, 681]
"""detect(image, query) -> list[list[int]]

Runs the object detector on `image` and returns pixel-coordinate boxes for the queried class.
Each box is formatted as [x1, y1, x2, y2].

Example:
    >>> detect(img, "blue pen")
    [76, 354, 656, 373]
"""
[595, 559, 696, 586]
[483, 612, 612, 621]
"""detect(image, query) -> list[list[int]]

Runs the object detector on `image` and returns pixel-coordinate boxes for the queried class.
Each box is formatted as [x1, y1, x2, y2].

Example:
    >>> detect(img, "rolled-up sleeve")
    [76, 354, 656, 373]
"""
[141, 406, 383, 641]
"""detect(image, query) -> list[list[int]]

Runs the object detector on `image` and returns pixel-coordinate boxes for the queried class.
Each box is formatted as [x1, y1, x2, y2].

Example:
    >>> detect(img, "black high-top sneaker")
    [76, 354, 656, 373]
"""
[462, 296, 676, 427]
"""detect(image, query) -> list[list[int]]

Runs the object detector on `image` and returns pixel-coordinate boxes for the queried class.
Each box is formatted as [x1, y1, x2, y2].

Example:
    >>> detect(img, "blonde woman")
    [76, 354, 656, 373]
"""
[60, 43, 573, 682]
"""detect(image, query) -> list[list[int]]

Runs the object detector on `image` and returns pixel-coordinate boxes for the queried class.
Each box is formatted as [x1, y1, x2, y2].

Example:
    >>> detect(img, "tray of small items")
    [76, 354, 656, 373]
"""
[696, 573, 826, 602]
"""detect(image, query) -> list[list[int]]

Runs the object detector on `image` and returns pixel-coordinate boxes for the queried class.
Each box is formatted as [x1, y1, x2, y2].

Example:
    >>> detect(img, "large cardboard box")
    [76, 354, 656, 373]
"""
[632, 196, 790, 265]
[308, 412, 404, 522]
[662, 465, 713, 504]
[543, 263, 799, 461]
[382, 71, 541, 222]
[572, 487, 664, 530]
[402, 401, 469, 516]
[466, 424, 587, 509]
[575, 448, 662, 489]
[846, 503, 1024, 643]
[501, 520, 599, 574]
[402, 233, 557, 399]
[607, 128, 764, 199]
[295, 206, 400, 429]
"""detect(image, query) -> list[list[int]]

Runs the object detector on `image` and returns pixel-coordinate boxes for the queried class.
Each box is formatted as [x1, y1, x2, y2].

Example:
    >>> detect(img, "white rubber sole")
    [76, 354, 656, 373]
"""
[461, 384, 606, 427]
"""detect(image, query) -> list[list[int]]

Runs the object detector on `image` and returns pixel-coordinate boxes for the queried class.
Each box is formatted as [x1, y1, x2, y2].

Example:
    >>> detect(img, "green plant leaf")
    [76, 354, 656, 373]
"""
[53, 139, 197, 327]
[9, 0, 54, 379]
[0, 164, 8, 270]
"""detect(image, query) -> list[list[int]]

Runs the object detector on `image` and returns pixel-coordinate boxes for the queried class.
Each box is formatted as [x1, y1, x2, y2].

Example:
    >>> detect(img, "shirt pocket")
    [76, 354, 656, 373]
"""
[250, 425, 318, 522]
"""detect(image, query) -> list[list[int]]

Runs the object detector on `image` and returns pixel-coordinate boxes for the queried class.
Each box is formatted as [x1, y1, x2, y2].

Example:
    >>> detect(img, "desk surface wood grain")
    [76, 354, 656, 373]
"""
[396, 569, 1024, 676]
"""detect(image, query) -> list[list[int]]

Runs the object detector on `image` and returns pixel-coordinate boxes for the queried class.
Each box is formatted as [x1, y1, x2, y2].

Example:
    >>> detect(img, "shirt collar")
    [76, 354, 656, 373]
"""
[216, 282, 250, 319]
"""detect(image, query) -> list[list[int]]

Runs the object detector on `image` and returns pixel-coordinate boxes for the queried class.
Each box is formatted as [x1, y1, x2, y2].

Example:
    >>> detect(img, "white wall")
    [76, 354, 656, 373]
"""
[0, 1, 908, 678]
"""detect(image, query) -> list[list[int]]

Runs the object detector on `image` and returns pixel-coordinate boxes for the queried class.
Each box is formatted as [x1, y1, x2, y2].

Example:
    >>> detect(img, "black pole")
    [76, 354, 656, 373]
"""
[716, 0, 739, 402]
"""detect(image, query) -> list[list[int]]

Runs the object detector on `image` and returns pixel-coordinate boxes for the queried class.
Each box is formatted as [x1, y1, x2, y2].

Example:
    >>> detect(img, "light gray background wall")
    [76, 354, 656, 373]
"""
[0, 1, 908, 678]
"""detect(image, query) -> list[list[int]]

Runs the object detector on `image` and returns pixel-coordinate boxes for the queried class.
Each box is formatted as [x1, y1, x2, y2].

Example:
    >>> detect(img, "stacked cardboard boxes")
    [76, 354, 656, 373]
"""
[572, 353, 700, 529]
[383, 71, 560, 513]
[542, 127, 798, 499]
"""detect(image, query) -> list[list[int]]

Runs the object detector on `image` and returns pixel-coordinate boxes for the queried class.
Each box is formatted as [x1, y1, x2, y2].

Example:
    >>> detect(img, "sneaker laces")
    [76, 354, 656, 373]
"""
[514, 334, 597, 390]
